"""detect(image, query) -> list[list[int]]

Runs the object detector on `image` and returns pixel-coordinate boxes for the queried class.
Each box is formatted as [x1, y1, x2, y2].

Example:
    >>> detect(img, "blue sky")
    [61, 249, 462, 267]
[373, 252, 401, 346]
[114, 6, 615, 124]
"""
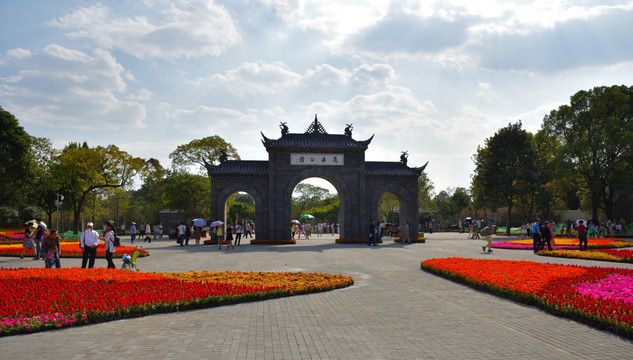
[2, 0, 633, 194]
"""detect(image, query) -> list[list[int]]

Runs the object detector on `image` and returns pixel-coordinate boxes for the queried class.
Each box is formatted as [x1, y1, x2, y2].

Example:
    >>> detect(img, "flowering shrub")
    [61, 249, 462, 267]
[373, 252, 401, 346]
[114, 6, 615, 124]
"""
[335, 238, 383, 244]
[421, 257, 633, 337]
[0, 268, 353, 336]
[0, 243, 149, 258]
[250, 239, 296, 245]
[492, 238, 633, 250]
[539, 249, 633, 263]
[393, 237, 426, 243]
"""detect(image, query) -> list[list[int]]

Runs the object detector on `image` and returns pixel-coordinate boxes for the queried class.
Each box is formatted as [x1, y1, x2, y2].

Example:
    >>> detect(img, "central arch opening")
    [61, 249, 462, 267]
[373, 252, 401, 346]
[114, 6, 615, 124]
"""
[290, 177, 340, 240]
[378, 192, 402, 238]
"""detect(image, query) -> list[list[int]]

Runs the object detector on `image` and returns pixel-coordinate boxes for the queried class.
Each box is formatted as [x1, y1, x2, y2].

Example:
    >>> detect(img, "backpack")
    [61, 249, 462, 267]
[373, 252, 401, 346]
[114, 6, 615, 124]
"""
[479, 226, 491, 236]
[112, 231, 121, 247]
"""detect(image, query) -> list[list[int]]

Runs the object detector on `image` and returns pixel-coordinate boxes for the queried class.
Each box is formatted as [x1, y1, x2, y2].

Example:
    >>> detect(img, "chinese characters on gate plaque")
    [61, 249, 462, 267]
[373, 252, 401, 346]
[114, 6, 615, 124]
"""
[290, 154, 344, 166]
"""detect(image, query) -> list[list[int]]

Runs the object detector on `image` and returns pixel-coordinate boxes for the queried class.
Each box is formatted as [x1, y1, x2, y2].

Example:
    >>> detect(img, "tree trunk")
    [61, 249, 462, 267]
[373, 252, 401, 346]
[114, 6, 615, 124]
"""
[591, 193, 600, 221]
[506, 198, 513, 235]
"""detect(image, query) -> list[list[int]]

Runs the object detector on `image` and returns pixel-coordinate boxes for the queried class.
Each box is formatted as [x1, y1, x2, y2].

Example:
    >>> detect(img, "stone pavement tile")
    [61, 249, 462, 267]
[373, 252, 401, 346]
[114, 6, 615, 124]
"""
[1, 233, 633, 359]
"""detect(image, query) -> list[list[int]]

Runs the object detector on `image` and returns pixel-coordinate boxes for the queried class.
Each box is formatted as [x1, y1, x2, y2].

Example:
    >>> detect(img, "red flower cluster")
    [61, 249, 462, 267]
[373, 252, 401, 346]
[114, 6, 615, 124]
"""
[0, 268, 353, 336]
[421, 257, 633, 337]
[0, 243, 149, 258]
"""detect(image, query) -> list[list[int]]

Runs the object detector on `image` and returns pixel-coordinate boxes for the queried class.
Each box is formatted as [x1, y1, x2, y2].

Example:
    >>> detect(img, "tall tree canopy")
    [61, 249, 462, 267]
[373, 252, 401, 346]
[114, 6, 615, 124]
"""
[542, 85, 633, 220]
[0, 106, 32, 205]
[472, 121, 539, 234]
[169, 135, 240, 174]
[54, 144, 146, 232]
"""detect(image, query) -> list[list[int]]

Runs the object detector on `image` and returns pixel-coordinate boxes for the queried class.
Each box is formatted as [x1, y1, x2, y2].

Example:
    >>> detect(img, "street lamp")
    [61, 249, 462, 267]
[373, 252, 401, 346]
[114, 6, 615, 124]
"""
[55, 193, 64, 231]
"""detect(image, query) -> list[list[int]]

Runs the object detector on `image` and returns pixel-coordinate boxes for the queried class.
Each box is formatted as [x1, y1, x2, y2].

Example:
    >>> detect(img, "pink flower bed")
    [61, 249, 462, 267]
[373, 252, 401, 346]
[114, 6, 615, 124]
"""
[574, 274, 633, 304]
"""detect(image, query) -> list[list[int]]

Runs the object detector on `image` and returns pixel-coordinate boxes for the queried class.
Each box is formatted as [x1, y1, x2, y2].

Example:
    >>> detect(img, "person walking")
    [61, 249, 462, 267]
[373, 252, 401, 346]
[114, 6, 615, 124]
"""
[129, 222, 137, 244]
[480, 221, 494, 253]
[304, 222, 312, 239]
[178, 221, 186, 246]
[224, 224, 234, 249]
[33, 219, 46, 260]
[468, 221, 474, 239]
[185, 224, 192, 245]
[194, 226, 201, 245]
[532, 218, 542, 254]
[216, 226, 223, 248]
[41, 229, 62, 268]
[577, 220, 588, 250]
[368, 219, 377, 246]
[80, 222, 100, 268]
[21, 222, 35, 259]
[244, 221, 252, 238]
[103, 220, 116, 269]
[539, 221, 552, 251]
[402, 221, 411, 244]
[234, 222, 242, 246]
[144, 221, 152, 243]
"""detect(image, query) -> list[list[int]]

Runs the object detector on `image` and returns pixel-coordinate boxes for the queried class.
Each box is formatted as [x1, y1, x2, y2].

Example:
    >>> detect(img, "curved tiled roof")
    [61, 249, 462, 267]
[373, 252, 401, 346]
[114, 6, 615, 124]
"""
[261, 132, 374, 150]
[205, 160, 269, 175]
[365, 162, 425, 176]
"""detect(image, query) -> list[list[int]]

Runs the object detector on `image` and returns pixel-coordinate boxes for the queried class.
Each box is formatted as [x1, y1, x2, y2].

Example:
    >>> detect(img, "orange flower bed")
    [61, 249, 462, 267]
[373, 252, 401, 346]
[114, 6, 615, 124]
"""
[250, 239, 296, 245]
[0, 268, 353, 336]
[393, 238, 426, 243]
[335, 238, 383, 244]
[0, 243, 149, 258]
[165, 271, 353, 295]
[421, 257, 633, 338]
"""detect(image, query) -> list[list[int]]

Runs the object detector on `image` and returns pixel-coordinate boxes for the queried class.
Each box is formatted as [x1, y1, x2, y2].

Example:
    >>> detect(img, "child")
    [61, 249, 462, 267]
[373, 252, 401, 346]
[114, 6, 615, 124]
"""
[44, 248, 57, 268]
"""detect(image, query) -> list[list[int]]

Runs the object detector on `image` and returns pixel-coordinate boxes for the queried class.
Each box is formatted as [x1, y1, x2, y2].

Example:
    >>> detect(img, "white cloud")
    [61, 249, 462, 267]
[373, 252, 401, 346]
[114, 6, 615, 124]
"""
[0, 45, 145, 130]
[48, 1, 241, 59]
[351, 64, 396, 87]
[6, 48, 32, 60]
[304, 64, 351, 85]
[202, 61, 301, 96]
[171, 105, 259, 135]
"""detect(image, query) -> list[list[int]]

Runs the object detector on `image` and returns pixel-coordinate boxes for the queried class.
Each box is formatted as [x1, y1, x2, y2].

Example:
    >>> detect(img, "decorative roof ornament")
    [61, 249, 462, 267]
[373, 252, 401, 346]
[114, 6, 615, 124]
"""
[344, 123, 353, 137]
[305, 114, 328, 134]
[400, 151, 408, 166]
[279, 122, 289, 136]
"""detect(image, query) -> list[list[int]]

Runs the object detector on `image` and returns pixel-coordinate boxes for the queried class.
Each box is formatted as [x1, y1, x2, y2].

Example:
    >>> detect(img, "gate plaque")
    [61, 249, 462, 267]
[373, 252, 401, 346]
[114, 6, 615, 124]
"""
[291, 153, 344, 166]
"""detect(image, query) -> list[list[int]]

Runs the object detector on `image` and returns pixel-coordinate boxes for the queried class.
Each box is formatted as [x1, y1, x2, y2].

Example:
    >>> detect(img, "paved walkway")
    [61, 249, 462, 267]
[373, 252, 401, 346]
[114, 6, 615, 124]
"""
[1, 232, 632, 359]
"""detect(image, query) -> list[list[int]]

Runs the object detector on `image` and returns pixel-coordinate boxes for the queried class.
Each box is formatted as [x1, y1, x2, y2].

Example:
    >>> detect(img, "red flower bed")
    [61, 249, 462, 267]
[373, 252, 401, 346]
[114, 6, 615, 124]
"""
[421, 257, 633, 338]
[0, 243, 149, 258]
[0, 268, 353, 336]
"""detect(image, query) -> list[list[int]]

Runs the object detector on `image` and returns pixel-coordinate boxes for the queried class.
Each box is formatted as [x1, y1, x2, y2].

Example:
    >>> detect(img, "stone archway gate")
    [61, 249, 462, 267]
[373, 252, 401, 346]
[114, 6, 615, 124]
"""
[205, 116, 427, 241]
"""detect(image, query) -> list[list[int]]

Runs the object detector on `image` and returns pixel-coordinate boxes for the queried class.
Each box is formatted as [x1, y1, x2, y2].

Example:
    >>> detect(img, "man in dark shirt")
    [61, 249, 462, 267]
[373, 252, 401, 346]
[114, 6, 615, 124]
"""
[368, 220, 376, 246]
[577, 220, 587, 250]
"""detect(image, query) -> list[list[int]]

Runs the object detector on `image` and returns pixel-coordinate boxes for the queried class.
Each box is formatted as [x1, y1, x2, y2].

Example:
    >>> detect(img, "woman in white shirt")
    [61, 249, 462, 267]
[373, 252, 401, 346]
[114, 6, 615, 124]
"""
[103, 220, 116, 269]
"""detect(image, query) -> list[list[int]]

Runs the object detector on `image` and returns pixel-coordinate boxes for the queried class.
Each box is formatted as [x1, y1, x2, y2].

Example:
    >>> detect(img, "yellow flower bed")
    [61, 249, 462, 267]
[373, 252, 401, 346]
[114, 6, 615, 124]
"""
[164, 271, 354, 295]
[539, 250, 622, 262]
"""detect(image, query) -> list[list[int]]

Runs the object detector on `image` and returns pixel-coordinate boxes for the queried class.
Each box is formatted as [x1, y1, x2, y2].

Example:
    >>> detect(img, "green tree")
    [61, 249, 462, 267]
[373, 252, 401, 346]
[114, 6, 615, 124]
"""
[378, 192, 400, 223]
[226, 193, 255, 223]
[54, 144, 146, 232]
[26, 137, 62, 227]
[162, 172, 210, 222]
[169, 135, 240, 174]
[291, 183, 332, 219]
[418, 172, 435, 211]
[542, 85, 633, 220]
[0, 106, 32, 206]
[472, 121, 539, 234]
[304, 195, 339, 223]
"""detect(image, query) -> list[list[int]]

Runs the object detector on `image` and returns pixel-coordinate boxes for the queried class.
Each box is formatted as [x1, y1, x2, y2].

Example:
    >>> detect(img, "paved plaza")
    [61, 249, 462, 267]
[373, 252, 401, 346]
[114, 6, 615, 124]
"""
[1, 232, 633, 359]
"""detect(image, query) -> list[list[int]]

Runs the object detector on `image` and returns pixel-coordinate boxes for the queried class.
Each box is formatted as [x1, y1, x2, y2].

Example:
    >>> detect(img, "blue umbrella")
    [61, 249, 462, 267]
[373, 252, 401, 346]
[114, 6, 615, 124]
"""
[192, 218, 206, 227]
